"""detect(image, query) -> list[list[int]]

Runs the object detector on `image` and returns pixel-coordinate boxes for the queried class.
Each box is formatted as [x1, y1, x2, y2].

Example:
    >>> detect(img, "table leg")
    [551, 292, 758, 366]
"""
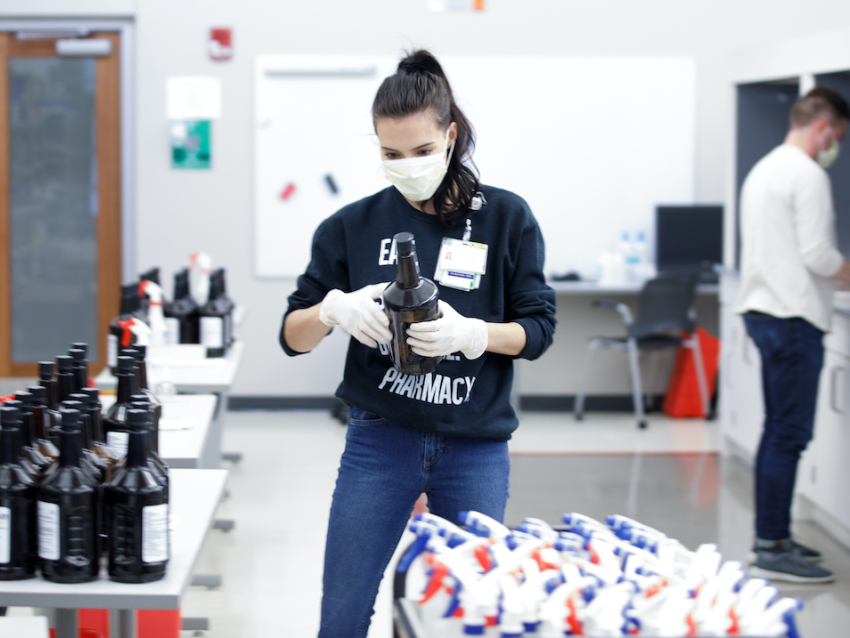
[54, 608, 78, 638]
[222, 451, 243, 463]
[192, 573, 222, 588]
[111, 608, 136, 638]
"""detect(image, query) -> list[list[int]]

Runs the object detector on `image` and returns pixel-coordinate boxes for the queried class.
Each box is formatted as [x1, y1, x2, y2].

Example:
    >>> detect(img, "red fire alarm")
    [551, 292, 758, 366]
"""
[209, 28, 232, 61]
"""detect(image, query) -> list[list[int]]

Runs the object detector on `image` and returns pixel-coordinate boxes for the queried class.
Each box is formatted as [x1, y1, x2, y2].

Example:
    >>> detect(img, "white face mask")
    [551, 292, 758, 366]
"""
[818, 140, 841, 169]
[382, 128, 454, 202]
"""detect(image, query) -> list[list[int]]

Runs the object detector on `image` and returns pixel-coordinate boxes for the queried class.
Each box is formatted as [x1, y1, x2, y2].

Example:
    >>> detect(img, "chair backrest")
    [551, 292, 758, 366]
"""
[630, 272, 698, 338]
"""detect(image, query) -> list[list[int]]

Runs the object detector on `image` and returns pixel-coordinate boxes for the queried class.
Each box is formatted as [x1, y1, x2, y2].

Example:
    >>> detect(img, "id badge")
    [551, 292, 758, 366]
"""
[434, 238, 488, 291]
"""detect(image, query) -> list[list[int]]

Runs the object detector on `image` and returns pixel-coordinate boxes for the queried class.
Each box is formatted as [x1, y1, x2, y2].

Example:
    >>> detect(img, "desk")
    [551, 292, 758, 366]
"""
[93, 340, 244, 395]
[548, 280, 720, 295]
[100, 395, 217, 470]
[95, 340, 244, 467]
[0, 469, 228, 638]
[0, 617, 49, 637]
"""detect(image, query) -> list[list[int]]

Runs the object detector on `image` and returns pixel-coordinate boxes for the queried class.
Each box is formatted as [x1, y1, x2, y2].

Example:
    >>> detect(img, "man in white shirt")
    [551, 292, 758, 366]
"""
[736, 87, 850, 583]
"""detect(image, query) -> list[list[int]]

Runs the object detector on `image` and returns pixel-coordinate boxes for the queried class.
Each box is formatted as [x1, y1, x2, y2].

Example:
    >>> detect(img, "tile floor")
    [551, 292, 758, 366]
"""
[7, 409, 850, 637]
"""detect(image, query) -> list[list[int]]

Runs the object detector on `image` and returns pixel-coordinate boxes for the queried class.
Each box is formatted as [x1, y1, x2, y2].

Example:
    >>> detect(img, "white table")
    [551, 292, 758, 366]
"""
[94, 340, 244, 395]
[99, 395, 217, 469]
[0, 617, 49, 638]
[95, 340, 244, 467]
[0, 469, 227, 638]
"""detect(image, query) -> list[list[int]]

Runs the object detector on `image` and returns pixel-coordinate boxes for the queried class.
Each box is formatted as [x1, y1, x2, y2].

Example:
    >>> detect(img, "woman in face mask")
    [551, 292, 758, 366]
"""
[280, 49, 556, 638]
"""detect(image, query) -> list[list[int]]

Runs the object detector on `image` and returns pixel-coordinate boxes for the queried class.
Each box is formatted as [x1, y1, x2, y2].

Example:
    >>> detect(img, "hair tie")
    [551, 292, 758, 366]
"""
[399, 60, 427, 74]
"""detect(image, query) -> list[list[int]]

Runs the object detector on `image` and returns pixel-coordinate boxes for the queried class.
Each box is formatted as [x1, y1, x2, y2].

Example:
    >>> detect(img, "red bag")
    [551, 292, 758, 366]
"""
[662, 328, 720, 418]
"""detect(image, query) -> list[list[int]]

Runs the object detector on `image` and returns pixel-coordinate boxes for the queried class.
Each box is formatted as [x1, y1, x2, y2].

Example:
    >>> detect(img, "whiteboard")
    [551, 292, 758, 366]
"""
[254, 55, 695, 278]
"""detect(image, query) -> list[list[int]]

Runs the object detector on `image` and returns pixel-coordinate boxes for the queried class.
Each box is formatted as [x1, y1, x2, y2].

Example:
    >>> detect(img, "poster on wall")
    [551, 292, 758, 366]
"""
[167, 76, 221, 170]
[171, 120, 211, 169]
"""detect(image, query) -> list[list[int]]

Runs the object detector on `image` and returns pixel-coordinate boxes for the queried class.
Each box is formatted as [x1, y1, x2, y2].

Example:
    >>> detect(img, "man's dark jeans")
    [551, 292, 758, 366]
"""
[744, 311, 825, 541]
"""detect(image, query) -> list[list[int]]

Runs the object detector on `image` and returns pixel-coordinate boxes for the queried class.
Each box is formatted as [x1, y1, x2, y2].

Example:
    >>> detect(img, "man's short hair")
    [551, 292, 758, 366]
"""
[790, 86, 850, 129]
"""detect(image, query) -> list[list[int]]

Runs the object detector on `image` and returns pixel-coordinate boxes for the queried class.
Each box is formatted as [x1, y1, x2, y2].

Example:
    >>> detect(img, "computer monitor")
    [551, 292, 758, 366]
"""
[656, 205, 724, 282]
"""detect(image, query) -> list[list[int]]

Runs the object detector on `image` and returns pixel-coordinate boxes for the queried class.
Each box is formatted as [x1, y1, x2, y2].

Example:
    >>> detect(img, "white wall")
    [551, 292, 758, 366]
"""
[5, 0, 850, 398]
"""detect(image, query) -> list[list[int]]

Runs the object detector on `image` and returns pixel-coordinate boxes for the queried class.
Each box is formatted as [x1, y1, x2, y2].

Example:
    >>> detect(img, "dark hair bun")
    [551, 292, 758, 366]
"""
[398, 50, 448, 86]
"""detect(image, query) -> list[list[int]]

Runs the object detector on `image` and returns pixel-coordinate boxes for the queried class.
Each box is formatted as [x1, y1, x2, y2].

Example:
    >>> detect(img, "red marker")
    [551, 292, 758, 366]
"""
[281, 183, 296, 201]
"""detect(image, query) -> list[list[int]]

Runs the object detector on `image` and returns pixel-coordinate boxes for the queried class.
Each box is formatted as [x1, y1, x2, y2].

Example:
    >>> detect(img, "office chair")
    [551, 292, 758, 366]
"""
[574, 272, 711, 429]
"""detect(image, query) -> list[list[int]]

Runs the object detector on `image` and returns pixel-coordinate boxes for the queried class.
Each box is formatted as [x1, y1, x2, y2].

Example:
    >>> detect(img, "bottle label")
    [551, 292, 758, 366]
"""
[107, 334, 118, 369]
[107, 431, 130, 460]
[200, 317, 224, 349]
[38, 501, 60, 561]
[0, 507, 10, 564]
[164, 317, 180, 345]
[142, 503, 169, 563]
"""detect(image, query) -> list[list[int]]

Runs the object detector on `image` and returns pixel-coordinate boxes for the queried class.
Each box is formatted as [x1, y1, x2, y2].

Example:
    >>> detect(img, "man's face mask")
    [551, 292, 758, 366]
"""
[382, 128, 454, 202]
[818, 125, 841, 169]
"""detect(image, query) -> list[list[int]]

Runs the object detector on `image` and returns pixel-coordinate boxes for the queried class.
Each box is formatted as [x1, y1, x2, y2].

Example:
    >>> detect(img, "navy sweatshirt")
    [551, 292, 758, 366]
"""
[280, 185, 556, 441]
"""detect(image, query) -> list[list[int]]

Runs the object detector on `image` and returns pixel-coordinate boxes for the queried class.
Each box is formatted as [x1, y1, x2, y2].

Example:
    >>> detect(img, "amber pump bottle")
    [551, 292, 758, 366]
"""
[382, 232, 443, 375]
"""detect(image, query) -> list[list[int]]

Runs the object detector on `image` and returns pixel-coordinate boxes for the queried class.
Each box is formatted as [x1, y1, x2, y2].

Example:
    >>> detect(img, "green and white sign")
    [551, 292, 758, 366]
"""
[171, 120, 211, 170]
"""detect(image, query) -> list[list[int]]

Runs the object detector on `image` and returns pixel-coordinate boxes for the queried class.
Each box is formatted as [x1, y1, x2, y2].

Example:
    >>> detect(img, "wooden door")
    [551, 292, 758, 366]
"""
[0, 31, 121, 377]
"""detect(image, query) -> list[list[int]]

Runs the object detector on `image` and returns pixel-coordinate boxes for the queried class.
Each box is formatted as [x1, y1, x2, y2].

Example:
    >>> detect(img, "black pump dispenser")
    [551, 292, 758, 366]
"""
[0, 407, 38, 580]
[166, 269, 199, 344]
[26, 386, 59, 462]
[38, 409, 100, 583]
[37, 361, 59, 411]
[104, 408, 169, 583]
[12, 392, 50, 477]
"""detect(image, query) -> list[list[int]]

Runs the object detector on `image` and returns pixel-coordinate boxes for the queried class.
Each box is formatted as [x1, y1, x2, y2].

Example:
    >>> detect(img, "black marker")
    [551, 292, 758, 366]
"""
[325, 174, 339, 195]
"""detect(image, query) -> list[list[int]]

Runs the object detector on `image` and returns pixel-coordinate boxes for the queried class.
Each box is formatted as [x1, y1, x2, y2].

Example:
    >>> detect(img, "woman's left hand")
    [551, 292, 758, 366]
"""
[406, 301, 488, 359]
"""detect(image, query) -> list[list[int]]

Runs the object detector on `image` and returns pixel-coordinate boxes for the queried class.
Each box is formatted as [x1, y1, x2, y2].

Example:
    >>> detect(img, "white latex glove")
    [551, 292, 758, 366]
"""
[319, 283, 392, 348]
[406, 300, 488, 360]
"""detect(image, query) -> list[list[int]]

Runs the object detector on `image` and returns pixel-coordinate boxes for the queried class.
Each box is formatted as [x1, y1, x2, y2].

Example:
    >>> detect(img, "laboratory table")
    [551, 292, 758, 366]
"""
[0, 617, 49, 637]
[547, 280, 719, 295]
[94, 339, 244, 467]
[99, 394, 217, 469]
[0, 469, 228, 638]
[94, 339, 244, 395]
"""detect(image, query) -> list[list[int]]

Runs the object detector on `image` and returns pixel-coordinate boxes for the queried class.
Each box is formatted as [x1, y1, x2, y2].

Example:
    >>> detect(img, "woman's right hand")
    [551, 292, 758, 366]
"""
[319, 284, 392, 348]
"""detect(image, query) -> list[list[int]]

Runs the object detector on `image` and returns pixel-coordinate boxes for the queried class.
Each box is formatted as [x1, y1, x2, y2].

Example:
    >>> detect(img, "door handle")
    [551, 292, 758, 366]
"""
[56, 39, 112, 57]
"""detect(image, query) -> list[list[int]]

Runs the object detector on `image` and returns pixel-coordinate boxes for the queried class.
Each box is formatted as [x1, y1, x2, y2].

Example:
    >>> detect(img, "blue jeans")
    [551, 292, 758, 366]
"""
[744, 312, 824, 541]
[318, 406, 510, 638]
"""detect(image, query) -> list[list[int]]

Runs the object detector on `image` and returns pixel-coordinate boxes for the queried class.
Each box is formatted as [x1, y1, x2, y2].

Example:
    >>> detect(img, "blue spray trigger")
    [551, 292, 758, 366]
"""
[463, 624, 484, 635]
[635, 566, 644, 576]
[783, 604, 803, 638]
[458, 511, 470, 525]
[523, 622, 540, 633]
[582, 586, 596, 604]
[733, 575, 745, 594]
[634, 536, 648, 549]
[397, 534, 431, 573]
[472, 524, 492, 539]
[605, 515, 616, 527]
[562, 513, 574, 526]
[446, 533, 467, 549]
[544, 574, 564, 595]
[506, 535, 521, 550]
[443, 580, 462, 619]
[615, 530, 630, 541]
